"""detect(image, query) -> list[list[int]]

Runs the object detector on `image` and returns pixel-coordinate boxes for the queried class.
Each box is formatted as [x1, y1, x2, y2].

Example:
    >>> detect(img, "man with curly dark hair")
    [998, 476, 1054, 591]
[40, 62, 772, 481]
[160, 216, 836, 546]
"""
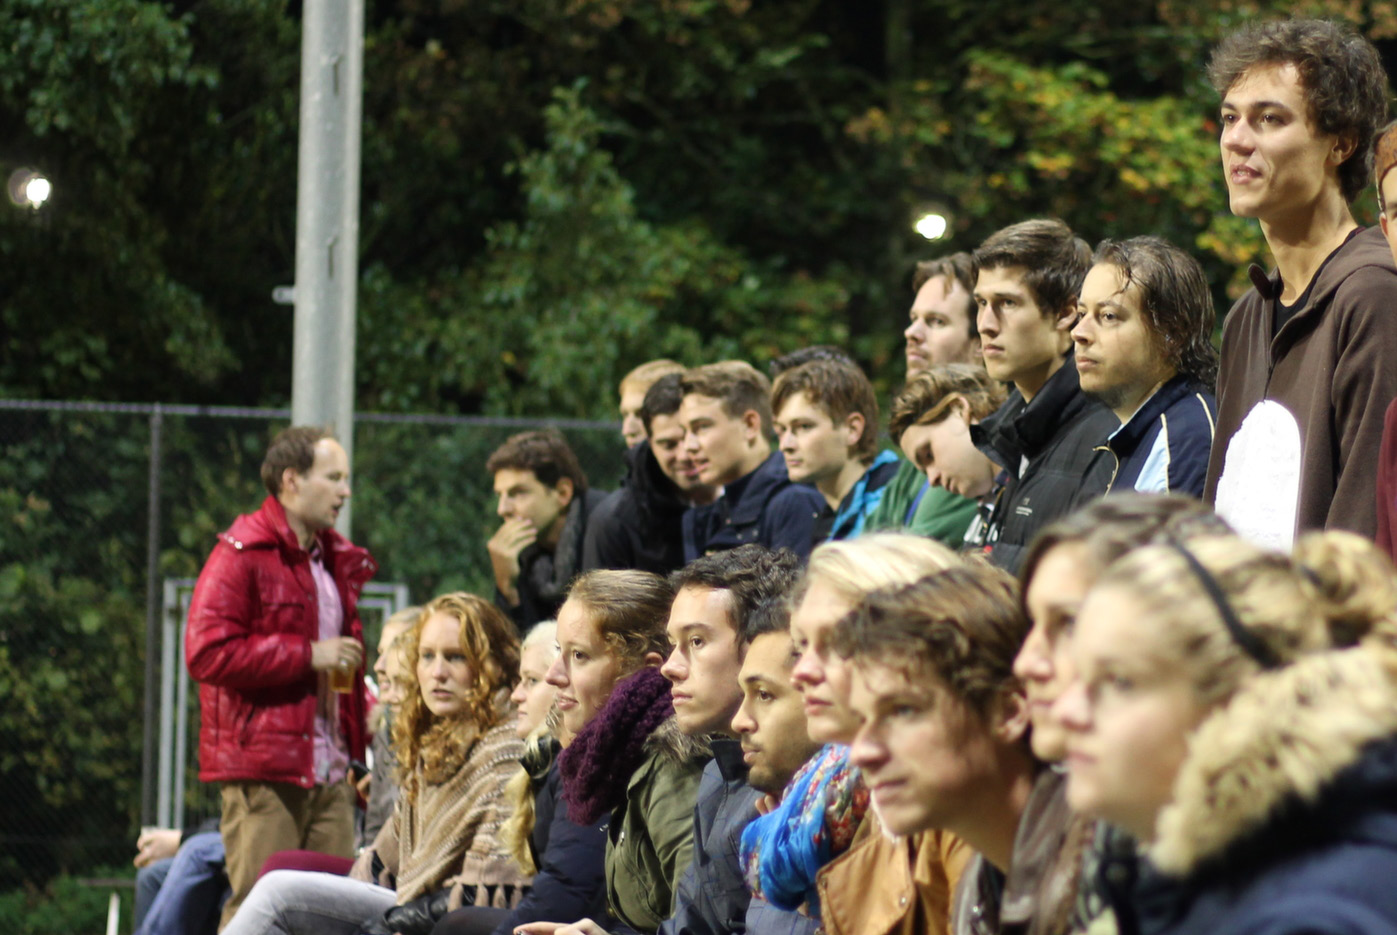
[1203, 18, 1397, 548]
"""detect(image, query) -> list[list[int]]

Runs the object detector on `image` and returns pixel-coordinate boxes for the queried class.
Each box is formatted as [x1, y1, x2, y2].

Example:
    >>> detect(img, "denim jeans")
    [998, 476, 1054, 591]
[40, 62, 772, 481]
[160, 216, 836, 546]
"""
[221, 869, 396, 935]
[134, 858, 174, 928]
[136, 830, 228, 935]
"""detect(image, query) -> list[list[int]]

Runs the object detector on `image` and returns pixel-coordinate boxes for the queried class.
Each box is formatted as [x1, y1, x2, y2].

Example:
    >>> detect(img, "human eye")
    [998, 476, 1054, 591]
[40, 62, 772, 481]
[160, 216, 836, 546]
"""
[757, 690, 775, 702]
[571, 649, 589, 663]
[689, 636, 706, 649]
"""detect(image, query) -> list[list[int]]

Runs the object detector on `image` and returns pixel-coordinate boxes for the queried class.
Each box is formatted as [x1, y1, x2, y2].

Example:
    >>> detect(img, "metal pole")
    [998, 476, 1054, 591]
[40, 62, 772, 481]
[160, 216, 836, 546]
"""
[140, 403, 164, 826]
[291, 0, 364, 535]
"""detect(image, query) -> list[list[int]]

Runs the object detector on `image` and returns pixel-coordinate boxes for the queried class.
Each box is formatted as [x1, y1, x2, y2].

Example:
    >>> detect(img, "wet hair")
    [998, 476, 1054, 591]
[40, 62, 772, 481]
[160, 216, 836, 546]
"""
[770, 358, 881, 461]
[485, 429, 589, 497]
[1209, 18, 1388, 204]
[768, 346, 856, 376]
[565, 569, 675, 667]
[831, 563, 1029, 721]
[640, 372, 685, 436]
[680, 361, 775, 437]
[393, 593, 521, 796]
[670, 545, 804, 644]
[887, 364, 1007, 442]
[794, 533, 960, 612]
[620, 359, 685, 396]
[261, 425, 334, 496]
[1088, 237, 1220, 390]
[1018, 494, 1233, 599]
[912, 252, 979, 340]
[971, 219, 1092, 317]
[1096, 532, 1397, 706]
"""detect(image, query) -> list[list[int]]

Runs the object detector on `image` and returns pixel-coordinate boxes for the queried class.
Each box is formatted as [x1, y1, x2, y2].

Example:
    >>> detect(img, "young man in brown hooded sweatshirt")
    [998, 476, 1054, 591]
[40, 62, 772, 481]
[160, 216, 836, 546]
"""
[1204, 18, 1397, 548]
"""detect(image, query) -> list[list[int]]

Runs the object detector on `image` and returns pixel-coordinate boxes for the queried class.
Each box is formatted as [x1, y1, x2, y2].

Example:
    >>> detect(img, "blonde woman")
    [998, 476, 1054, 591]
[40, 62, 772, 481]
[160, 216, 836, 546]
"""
[1059, 532, 1397, 935]
[224, 593, 527, 935]
[741, 533, 970, 935]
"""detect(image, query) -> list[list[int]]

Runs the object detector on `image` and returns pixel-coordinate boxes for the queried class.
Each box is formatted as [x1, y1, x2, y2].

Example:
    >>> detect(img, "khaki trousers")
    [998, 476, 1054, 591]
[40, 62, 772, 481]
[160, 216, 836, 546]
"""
[218, 780, 355, 930]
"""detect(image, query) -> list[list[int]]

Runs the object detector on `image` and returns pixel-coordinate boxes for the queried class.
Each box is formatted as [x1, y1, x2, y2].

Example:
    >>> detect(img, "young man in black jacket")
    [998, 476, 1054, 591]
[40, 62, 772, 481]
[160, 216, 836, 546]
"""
[969, 219, 1117, 572]
[583, 373, 719, 575]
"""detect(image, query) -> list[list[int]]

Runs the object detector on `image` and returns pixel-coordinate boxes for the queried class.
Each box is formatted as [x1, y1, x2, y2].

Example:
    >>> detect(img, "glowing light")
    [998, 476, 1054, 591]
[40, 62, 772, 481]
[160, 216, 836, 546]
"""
[915, 212, 948, 240]
[22, 175, 50, 207]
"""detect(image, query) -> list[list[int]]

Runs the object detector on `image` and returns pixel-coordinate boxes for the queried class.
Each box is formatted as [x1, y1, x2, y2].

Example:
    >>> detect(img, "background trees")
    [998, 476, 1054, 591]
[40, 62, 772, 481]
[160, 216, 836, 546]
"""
[6, 0, 1390, 415]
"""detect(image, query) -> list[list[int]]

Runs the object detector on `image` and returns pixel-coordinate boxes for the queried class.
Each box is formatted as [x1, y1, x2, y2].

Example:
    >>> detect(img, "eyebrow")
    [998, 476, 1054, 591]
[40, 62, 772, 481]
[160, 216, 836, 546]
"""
[742, 672, 777, 687]
[1221, 98, 1294, 112]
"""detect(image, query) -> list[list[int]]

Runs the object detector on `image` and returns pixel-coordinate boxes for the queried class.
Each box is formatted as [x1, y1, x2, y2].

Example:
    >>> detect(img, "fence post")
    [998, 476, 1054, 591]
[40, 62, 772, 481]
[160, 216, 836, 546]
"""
[140, 403, 164, 826]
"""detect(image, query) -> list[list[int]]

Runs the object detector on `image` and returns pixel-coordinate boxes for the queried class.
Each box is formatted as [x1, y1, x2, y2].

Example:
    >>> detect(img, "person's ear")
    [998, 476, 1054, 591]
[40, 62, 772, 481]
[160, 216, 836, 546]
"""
[843, 412, 865, 449]
[642, 651, 665, 668]
[993, 689, 1032, 745]
[741, 409, 763, 443]
[554, 476, 575, 507]
[281, 467, 300, 498]
[1054, 300, 1079, 332]
[1331, 131, 1358, 167]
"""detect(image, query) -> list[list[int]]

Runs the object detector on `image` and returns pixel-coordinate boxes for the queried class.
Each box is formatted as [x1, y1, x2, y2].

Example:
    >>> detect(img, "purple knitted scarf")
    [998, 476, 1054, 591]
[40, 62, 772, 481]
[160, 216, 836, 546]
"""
[557, 666, 675, 826]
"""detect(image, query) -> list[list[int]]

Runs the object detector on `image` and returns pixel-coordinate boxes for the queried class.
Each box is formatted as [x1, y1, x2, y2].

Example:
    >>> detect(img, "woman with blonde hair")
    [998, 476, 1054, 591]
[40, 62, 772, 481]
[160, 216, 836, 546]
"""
[1058, 532, 1397, 935]
[224, 592, 527, 935]
[742, 533, 969, 935]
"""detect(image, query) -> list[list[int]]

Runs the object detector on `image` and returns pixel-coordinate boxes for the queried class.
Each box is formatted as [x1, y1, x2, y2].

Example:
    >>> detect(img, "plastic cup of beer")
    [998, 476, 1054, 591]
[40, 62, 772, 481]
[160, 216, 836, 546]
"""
[330, 662, 354, 693]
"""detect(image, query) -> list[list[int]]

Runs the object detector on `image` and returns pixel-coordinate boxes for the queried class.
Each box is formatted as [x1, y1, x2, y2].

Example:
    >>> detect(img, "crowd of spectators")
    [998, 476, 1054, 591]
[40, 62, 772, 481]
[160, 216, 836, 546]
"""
[154, 17, 1397, 935]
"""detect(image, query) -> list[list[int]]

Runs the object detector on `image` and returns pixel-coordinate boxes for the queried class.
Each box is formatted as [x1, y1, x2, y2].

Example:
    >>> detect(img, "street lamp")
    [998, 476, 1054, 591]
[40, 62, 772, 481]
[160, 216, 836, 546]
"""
[8, 168, 51, 209]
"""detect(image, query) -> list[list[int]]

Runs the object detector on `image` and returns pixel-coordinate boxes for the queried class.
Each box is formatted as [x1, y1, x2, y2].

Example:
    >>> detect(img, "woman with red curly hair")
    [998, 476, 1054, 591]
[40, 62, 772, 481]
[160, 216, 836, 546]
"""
[224, 593, 528, 935]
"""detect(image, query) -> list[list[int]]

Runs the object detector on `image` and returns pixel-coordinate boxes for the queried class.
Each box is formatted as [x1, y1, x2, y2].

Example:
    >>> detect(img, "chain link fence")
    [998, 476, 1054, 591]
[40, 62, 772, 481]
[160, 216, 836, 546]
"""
[0, 400, 625, 895]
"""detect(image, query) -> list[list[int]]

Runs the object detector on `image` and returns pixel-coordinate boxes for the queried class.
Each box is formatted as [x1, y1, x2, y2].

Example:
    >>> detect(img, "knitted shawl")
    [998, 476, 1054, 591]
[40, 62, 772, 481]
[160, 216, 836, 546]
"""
[371, 718, 532, 908]
[557, 666, 676, 826]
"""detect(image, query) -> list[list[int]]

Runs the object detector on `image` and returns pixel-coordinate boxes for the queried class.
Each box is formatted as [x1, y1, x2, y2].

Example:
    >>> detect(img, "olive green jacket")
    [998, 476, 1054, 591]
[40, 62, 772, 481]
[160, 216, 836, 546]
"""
[606, 720, 711, 933]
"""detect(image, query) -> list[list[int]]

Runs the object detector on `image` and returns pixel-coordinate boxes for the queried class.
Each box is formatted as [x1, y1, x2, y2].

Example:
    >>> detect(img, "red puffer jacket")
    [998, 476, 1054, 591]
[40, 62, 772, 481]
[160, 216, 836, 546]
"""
[186, 496, 378, 786]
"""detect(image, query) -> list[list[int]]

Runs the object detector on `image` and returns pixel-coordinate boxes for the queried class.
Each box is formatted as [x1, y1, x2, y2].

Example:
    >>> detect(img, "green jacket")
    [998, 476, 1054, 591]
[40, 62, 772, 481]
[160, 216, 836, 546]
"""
[864, 458, 977, 545]
[606, 720, 711, 933]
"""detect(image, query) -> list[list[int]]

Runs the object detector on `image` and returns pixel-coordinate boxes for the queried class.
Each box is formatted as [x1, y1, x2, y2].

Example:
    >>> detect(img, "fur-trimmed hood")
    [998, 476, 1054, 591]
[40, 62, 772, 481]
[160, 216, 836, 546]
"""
[1151, 643, 1397, 876]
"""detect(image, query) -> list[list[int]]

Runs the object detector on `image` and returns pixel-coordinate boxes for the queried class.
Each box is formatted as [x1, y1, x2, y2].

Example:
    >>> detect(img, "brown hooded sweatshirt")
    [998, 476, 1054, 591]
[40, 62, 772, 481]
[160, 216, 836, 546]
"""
[1204, 226, 1397, 547]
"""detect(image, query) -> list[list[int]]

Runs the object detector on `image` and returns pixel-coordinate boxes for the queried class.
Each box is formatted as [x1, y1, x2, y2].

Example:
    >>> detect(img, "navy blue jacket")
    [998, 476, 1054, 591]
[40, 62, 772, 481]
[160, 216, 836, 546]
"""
[1081, 376, 1217, 500]
[1106, 735, 1397, 935]
[682, 453, 824, 561]
[487, 759, 611, 935]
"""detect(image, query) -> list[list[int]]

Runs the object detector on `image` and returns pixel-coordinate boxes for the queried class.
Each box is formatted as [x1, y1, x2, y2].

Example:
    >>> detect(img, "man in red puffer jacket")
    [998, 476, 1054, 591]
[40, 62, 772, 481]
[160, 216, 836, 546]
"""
[186, 425, 378, 928]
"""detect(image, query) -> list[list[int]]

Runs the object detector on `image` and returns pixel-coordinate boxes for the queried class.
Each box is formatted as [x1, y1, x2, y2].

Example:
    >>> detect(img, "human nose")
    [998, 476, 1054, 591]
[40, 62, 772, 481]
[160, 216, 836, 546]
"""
[510, 681, 528, 704]
[848, 722, 885, 771]
[497, 495, 510, 518]
[659, 645, 686, 684]
[976, 304, 997, 337]
[779, 429, 796, 453]
[1221, 116, 1253, 154]
[1053, 678, 1091, 731]
[684, 431, 700, 454]
[731, 696, 755, 735]
[1071, 313, 1093, 346]
[904, 318, 921, 342]
[1013, 626, 1054, 682]
[544, 655, 568, 688]
[790, 649, 821, 691]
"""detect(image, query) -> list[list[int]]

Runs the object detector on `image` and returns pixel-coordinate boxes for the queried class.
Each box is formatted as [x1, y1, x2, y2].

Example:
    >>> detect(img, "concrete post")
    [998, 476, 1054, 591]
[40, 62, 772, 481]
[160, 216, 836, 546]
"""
[291, 0, 364, 535]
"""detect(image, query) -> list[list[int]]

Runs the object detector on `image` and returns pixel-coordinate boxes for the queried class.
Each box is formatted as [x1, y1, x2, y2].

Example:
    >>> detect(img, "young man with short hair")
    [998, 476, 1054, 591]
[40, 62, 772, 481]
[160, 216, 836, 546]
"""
[619, 359, 686, 449]
[866, 254, 983, 544]
[680, 362, 825, 559]
[771, 359, 900, 543]
[185, 426, 377, 926]
[486, 429, 607, 631]
[970, 219, 1117, 571]
[1204, 19, 1397, 548]
[1072, 236, 1219, 497]
[584, 373, 719, 576]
